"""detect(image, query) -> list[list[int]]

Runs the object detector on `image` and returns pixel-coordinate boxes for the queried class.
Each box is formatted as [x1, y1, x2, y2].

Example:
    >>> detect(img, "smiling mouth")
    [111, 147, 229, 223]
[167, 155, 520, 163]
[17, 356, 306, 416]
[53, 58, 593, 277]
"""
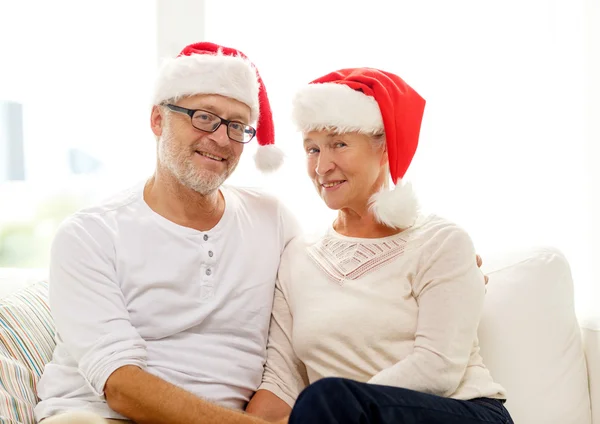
[321, 180, 346, 188]
[196, 151, 225, 161]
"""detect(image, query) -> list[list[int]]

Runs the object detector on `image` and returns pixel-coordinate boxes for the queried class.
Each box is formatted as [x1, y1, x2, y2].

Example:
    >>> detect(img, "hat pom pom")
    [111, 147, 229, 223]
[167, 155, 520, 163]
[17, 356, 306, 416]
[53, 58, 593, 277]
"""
[369, 179, 420, 229]
[254, 144, 284, 173]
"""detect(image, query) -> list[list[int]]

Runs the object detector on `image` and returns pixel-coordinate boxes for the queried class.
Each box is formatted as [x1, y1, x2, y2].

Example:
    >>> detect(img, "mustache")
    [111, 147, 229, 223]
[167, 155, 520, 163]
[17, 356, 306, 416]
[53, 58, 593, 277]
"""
[158, 126, 233, 159]
[191, 143, 232, 158]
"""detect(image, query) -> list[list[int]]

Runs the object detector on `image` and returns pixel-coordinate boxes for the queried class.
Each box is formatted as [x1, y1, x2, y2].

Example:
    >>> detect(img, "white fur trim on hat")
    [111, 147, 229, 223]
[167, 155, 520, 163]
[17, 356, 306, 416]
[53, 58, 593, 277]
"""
[369, 179, 420, 229]
[153, 53, 260, 122]
[292, 83, 384, 133]
[254, 144, 285, 173]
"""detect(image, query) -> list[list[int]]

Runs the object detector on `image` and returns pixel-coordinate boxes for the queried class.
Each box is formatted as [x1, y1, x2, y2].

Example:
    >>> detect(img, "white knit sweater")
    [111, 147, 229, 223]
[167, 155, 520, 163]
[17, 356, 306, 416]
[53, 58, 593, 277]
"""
[259, 214, 507, 407]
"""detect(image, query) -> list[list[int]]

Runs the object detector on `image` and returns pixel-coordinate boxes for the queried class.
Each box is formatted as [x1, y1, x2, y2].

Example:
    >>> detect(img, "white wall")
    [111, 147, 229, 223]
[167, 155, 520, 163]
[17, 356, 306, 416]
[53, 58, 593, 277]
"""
[156, 0, 206, 62]
[585, 0, 600, 314]
[202, 0, 597, 313]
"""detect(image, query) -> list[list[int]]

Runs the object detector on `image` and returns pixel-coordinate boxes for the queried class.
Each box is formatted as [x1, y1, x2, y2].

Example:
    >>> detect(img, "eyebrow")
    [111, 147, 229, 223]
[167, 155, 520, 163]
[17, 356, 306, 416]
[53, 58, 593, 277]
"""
[303, 133, 344, 144]
[226, 113, 248, 122]
[197, 105, 248, 123]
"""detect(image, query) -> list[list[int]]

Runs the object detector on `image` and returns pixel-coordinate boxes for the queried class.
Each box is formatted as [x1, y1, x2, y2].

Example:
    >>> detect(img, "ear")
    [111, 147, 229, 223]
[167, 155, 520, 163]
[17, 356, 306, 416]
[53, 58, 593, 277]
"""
[379, 143, 389, 167]
[150, 105, 165, 137]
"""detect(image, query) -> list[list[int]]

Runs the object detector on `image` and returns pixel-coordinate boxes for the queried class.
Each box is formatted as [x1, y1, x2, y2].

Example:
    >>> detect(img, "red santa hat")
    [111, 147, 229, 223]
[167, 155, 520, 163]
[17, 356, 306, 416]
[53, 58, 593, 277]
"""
[292, 68, 426, 228]
[153, 41, 283, 172]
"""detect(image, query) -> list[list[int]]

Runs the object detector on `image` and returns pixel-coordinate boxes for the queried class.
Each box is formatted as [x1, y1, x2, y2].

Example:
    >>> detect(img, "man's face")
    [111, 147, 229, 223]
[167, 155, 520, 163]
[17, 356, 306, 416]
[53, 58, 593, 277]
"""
[152, 94, 251, 195]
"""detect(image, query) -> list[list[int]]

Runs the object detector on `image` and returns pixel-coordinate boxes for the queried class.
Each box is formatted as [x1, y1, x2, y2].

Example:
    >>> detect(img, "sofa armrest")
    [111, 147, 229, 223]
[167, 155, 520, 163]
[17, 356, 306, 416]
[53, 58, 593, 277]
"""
[582, 315, 600, 424]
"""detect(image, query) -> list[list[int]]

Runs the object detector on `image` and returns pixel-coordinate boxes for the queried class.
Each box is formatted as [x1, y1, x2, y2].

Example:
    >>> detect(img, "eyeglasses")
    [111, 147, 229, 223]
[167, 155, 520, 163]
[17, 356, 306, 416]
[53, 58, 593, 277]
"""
[164, 104, 256, 144]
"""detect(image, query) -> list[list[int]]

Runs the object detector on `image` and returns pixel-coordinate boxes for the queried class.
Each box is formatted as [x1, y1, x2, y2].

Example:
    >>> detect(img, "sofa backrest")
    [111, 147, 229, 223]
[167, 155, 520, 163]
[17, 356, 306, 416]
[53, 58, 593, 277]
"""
[479, 247, 592, 424]
[1, 255, 597, 424]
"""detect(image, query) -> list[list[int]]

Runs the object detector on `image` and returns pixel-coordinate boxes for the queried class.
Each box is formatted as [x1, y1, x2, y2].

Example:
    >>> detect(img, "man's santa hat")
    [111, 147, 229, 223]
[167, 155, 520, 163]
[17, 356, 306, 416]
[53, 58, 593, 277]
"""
[292, 68, 426, 228]
[152, 41, 283, 172]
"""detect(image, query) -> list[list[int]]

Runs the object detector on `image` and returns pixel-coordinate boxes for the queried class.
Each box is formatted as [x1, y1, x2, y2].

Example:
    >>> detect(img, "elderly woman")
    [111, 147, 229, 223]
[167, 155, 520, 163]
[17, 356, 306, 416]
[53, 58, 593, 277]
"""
[246, 68, 514, 424]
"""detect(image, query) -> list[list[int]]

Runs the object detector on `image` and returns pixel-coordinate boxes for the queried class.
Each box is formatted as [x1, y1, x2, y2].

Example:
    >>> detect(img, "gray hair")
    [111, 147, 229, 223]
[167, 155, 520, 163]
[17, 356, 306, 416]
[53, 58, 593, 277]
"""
[158, 95, 185, 107]
[370, 133, 390, 190]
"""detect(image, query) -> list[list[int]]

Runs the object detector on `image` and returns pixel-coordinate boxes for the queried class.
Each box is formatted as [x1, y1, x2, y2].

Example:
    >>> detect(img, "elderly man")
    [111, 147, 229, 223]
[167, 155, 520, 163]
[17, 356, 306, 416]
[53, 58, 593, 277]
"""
[35, 42, 296, 424]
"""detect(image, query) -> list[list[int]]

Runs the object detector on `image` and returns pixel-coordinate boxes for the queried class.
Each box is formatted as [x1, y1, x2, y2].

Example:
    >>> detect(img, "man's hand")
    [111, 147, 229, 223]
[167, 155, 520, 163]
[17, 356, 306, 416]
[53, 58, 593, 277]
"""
[476, 254, 489, 285]
[105, 366, 269, 424]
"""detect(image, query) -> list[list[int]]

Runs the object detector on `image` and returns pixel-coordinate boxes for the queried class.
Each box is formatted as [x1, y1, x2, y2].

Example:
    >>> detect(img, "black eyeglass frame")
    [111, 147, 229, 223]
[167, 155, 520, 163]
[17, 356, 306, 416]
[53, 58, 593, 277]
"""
[164, 104, 256, 144]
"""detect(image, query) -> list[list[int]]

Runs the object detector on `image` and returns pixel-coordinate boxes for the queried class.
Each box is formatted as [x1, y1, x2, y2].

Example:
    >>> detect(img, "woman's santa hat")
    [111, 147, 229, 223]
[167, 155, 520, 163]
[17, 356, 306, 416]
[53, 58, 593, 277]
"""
[292, 68, 426, 228]
[152, 41, 283, 172]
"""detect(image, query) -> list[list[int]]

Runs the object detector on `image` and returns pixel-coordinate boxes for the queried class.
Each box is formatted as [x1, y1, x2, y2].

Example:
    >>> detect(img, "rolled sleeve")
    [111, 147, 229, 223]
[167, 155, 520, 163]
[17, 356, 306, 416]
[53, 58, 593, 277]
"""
[49, 214, 147, 396]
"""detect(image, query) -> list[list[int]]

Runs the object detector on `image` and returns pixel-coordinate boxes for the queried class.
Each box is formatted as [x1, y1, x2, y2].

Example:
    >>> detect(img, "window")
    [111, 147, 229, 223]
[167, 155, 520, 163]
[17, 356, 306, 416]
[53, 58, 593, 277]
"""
[0, 0, 156, 267]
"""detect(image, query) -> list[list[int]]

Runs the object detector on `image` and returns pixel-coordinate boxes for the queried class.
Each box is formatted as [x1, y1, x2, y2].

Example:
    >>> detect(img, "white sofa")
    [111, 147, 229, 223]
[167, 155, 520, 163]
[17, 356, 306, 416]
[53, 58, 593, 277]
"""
[479, 247, 599, 424]
[0, 247, 599, 424]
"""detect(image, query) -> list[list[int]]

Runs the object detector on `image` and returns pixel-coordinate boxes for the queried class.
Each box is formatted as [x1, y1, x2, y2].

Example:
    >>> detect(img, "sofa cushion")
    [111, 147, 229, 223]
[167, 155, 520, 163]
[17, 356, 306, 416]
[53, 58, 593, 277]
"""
[479, 247, 591, 424]
[0, 281, 55, 424]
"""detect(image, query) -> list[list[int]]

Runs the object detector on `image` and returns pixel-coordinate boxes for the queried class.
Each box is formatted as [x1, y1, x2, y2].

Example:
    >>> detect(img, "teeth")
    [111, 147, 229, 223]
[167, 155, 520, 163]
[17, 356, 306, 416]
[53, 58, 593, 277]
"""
[323, 181, 343, 188]
[198, 152, 223, 161]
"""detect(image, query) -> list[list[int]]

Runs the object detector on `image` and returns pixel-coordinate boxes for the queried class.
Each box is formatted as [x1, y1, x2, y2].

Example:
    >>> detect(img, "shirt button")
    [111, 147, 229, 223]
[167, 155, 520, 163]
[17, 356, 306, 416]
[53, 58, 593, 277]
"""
[203, 235, 209, 241]
[208, 251, 214, 257]
[206, 268, 212, 276]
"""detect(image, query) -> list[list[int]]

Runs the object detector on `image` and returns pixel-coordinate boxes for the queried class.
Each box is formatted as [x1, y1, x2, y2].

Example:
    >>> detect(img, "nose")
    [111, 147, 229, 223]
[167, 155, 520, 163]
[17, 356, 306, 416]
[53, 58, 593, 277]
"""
[207, 123, 231, 147]
[315, 151, 335, 176]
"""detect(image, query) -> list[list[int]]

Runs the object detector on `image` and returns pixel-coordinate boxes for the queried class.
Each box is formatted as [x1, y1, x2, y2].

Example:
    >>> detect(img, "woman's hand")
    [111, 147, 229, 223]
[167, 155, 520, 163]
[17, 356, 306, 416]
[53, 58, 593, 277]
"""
[246, 390, 292, 422]
[476, 254, 489, 285]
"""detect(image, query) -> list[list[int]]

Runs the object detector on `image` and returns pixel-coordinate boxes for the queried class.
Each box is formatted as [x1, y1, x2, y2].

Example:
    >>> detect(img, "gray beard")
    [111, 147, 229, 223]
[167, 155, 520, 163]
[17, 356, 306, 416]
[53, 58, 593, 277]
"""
[158, 130, 235, 196]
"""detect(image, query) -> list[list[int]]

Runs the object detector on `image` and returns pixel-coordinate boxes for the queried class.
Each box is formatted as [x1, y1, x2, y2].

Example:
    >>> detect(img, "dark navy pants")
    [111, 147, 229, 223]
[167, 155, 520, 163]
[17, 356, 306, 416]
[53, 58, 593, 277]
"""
[288, 377, 514, 424]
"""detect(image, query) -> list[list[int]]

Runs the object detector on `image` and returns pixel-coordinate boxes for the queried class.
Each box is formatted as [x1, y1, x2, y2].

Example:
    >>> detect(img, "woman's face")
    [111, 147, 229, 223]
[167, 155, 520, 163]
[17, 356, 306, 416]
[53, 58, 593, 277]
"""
[303, 130, 388, 212]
